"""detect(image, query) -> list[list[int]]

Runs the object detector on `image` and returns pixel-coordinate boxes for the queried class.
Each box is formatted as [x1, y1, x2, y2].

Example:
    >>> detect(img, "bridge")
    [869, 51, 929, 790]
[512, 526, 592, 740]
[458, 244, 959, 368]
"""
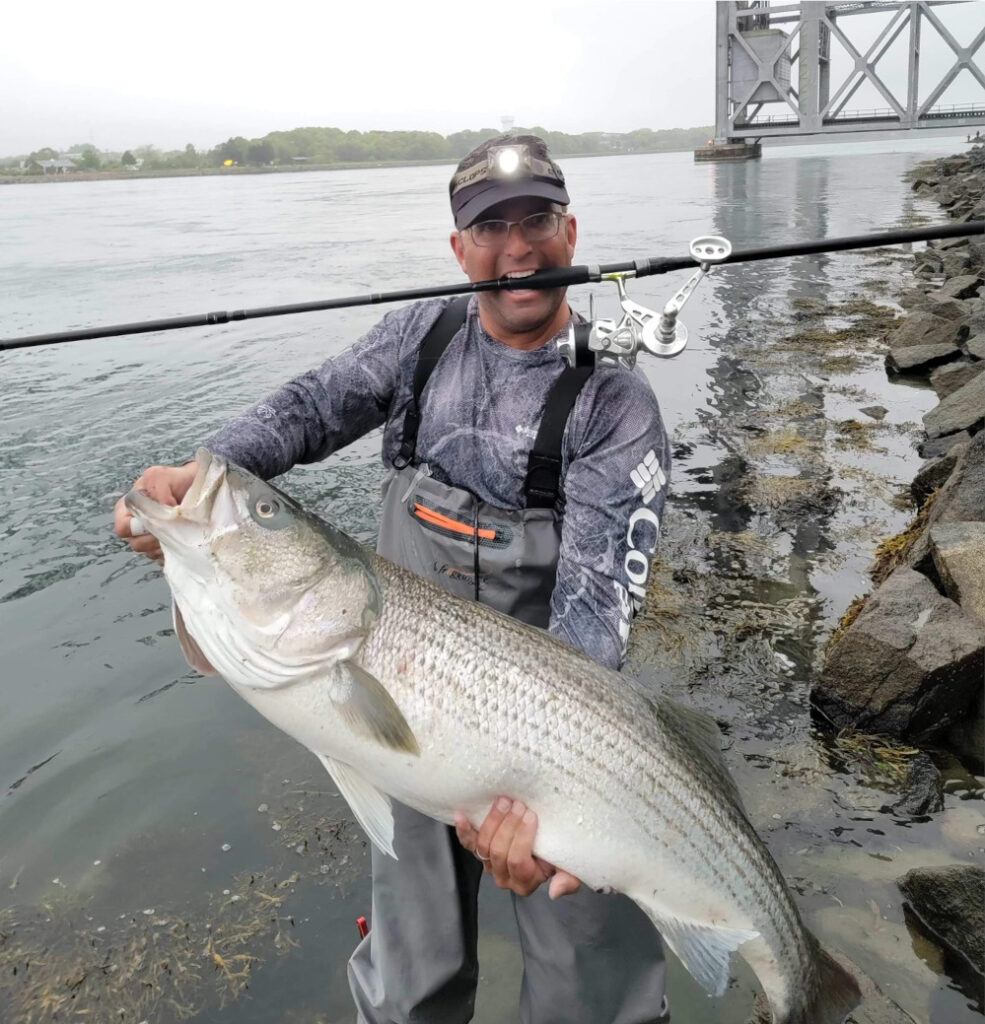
[697, 1, 985, 159]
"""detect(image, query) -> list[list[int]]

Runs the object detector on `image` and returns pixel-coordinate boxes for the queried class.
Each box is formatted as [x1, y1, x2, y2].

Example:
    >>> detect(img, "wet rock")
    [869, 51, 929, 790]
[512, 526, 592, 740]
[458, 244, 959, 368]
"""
[886, 343, 960, 375]
[816, 567, 985, 740]
[942, 250, 975, 279]
[929, 358, 983, 399]
[922, 370, 985, 438]
[967, 242, 985, 277]
[859, 406, 888, 421]
[946, 690, 985, 769]
[935, 236, 970, 252]
[885, 311, 963, 351]
[929, 522, 985, 627]
[911, 442, 968, 505]
[936, 274, 983, 300]
[909, 431, 985, 565]
[917, 430, 971, 460]
[898, 865, 985, 979]
[889, 753, 944, 816]
[915, 293, 972, 321]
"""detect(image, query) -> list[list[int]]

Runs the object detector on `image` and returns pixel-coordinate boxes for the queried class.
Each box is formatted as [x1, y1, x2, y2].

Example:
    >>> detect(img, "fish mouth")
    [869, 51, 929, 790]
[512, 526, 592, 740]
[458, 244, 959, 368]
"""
[124, 448, 232, 537]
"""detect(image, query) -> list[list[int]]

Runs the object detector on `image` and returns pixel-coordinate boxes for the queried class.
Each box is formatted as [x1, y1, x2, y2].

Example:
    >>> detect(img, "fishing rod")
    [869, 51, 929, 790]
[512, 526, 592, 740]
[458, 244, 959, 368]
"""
[2, 221, 980, 367]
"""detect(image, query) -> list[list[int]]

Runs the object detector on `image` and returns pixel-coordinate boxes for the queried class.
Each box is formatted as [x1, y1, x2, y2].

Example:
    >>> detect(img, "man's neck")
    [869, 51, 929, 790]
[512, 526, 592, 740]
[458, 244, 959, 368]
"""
[478, 305, 572, 352]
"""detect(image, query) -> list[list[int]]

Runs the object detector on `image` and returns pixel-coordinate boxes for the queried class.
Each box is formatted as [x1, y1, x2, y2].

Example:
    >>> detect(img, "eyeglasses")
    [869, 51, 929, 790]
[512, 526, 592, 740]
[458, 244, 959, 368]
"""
[467, 211, 565, 248]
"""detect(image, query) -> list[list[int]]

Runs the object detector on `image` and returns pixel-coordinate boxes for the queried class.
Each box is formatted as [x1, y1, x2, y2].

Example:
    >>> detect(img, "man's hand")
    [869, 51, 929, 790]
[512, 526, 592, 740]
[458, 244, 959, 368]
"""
[454, 797, 581, 899]
[113, 461, 199, 563]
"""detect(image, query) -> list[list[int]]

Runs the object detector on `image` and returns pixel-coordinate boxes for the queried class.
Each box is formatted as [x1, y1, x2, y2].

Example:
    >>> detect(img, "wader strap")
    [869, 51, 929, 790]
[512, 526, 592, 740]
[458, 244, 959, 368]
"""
[524, 364, 594, 509]
[393, 296, 471, 469]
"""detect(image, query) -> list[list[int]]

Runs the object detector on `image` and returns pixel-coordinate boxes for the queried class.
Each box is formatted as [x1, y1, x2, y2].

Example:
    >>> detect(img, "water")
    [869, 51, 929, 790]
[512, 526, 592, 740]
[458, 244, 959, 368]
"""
[1, 140, 982, 1024]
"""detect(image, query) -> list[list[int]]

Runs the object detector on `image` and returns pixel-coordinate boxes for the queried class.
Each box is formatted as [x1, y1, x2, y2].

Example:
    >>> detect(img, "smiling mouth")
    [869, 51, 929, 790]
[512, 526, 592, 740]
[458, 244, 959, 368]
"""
[501, 270, 545, 294]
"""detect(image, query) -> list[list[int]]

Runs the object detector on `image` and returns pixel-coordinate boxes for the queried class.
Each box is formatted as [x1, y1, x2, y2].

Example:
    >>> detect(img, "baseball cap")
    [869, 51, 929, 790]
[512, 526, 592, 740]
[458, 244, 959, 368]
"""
[449, 133, 570, 229]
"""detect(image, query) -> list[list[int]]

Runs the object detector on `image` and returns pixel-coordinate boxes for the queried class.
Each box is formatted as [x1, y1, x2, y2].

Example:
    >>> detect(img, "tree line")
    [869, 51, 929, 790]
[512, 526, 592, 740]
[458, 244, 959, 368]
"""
[3, 125, 713, 175]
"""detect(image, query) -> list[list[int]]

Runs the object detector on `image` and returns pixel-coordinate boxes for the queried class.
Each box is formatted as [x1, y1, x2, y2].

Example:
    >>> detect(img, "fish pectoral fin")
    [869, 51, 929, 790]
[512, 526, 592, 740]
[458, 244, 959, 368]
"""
[316, 754, 397, 859]
[329, 661, 420, 757]
[173, 602, 218, 676]
[646, 913, 759, 997]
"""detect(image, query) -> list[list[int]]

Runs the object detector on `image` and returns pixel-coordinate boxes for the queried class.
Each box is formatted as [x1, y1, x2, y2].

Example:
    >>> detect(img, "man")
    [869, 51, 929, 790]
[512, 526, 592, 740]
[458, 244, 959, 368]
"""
[114, 133, 671, 1023]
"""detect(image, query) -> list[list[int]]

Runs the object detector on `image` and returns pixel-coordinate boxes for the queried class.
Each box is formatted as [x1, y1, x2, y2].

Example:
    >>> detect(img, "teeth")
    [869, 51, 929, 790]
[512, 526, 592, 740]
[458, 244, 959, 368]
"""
[506, 270, 536, 279]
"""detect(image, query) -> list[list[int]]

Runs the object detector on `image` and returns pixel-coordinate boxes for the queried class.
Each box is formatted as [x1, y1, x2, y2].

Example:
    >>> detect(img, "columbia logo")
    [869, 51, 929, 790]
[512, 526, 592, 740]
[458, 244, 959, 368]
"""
[630, 450, 665, 504]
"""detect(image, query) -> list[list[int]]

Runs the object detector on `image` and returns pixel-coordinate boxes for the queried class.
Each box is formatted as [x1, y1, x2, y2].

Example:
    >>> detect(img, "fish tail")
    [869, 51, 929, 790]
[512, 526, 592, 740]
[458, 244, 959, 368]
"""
[796, 945, 862, 1024]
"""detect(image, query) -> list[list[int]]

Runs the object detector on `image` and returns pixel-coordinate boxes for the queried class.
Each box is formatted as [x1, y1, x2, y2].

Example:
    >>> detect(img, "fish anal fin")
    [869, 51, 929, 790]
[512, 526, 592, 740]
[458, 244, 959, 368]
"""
[330, 661, 420, 756]
[173, 602, 218, 675]
[316, 753, 397, 859]
[645, 910, 758, 997]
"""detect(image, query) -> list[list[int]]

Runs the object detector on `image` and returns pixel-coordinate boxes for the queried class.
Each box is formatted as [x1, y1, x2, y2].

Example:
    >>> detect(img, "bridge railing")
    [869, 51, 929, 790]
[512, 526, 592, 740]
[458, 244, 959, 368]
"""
[736, 103, 985, 128]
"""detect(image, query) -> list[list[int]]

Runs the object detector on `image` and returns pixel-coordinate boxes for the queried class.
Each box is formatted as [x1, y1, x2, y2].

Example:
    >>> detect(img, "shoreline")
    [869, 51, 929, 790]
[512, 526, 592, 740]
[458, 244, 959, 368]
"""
[0, 148, 686, 186]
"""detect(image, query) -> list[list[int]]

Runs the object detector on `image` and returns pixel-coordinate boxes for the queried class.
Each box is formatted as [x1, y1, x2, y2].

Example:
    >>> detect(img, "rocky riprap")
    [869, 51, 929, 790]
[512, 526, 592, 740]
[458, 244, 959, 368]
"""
[814, 148, 984, 760]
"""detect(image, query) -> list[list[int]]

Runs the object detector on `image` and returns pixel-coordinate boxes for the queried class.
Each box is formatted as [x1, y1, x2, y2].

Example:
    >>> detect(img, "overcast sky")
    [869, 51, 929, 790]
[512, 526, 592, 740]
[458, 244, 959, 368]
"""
[2, 0, 981, 156]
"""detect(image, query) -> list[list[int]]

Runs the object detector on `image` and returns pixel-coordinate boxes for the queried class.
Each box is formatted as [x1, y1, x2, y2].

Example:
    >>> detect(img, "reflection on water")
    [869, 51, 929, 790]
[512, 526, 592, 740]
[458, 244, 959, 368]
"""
[1, 140, 981, 1023]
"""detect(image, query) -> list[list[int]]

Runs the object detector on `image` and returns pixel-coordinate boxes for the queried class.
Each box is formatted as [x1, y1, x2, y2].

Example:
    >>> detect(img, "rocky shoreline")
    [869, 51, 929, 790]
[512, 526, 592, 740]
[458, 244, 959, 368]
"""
[812, 146, 984, 989]
[813, 146, 983, 758]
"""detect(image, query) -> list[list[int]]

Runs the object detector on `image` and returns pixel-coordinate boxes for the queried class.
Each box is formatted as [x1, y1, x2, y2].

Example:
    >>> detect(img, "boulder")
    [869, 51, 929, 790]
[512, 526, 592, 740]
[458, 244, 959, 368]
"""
[909, 431, 985, 565]
[929, 521, 985, 627]
[968, 333, 985, 360]
[917, 430, 971, 460]
[947, 689, 985, 768]
[815, 567, 985, 740]
[911, 443, 967, 505]
[923, 370, 985, 438]
[942, 251, 974, 279]
[916, 294, 972, 321]
[936, 274, 983, 300]
[929, 358, 983, 399]
[886, 343, 959, 375]
[897, 865, 985, 978]
[886, 311, 964, 351]
[889, 752, 945, 816]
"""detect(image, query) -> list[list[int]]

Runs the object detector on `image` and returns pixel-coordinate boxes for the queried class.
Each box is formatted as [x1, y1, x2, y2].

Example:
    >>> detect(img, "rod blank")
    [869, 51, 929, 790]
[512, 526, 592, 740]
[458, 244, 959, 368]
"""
[2, 220, 980, 352]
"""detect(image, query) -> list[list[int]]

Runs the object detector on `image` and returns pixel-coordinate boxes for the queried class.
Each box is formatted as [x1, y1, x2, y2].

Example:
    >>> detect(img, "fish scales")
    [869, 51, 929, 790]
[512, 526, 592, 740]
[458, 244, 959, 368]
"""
[124, 450, 861, 1024]
[368, 558, 811, 967]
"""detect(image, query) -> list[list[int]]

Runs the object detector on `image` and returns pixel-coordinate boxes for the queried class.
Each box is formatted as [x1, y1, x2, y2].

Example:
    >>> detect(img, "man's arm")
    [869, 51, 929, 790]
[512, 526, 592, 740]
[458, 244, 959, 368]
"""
[550, 368, 671, 670]
[114, 301, 447, 553]
[202, 304, 419, 478]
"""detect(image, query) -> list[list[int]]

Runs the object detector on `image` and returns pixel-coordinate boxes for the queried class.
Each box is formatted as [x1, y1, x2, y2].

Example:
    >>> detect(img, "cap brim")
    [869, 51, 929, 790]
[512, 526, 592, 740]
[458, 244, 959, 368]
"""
[452, 179, 570, 229]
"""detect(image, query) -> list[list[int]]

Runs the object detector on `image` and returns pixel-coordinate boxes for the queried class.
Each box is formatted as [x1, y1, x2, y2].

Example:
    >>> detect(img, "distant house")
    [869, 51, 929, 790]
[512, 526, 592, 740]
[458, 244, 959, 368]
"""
[38, 158, 77, 174]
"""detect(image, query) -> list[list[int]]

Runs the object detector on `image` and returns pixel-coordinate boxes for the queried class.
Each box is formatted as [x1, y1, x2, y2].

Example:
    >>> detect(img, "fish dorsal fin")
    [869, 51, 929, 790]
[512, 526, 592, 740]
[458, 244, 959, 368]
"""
[656, 700, 745, 813]
[316, 754, 397, 859]
[647, 913, 759, 997]
[328, 660, 420, 756]
[173, 602, 218, 676]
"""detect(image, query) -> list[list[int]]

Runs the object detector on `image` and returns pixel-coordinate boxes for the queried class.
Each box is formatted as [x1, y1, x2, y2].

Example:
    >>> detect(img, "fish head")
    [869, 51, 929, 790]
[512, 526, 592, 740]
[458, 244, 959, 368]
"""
[125, 449, 381, 684]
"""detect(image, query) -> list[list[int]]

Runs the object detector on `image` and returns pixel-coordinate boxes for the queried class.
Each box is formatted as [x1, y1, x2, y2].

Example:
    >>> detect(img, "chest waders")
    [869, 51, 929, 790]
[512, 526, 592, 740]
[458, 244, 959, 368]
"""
[348, 297, 669, 1024]
[376, 296, 595, 628]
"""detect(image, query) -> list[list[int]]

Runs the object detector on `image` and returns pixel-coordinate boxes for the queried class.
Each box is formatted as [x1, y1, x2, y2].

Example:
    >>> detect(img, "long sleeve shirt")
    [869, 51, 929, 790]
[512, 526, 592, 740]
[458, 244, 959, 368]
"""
[205, 296, 670, 670]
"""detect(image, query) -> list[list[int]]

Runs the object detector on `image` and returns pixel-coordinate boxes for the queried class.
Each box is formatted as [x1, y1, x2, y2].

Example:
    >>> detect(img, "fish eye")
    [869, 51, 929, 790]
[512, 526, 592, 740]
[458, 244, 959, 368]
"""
[255, 498, 279, 519]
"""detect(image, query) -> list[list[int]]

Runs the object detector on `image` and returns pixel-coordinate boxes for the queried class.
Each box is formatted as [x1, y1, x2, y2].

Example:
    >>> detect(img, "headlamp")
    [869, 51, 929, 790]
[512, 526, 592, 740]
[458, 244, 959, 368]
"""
[450, 143, 565, 198]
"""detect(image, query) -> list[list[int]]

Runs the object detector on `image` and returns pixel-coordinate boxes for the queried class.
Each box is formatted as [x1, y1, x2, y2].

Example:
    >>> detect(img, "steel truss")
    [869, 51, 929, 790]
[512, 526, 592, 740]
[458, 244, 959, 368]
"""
[715, 1, 985, 141]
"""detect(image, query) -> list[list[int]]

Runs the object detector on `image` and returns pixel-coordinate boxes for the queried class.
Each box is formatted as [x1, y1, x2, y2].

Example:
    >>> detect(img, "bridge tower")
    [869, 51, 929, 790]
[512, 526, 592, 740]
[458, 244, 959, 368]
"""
[696, 0, 985, 161]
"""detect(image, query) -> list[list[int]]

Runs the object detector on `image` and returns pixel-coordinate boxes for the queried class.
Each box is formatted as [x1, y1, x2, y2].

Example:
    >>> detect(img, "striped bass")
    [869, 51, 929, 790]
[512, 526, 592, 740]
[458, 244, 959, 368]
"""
[124, 449, 860, 1024]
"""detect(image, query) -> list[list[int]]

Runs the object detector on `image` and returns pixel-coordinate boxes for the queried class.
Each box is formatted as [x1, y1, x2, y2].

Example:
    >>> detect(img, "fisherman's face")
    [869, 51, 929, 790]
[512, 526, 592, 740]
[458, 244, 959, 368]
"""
[450, 196, 577, 346]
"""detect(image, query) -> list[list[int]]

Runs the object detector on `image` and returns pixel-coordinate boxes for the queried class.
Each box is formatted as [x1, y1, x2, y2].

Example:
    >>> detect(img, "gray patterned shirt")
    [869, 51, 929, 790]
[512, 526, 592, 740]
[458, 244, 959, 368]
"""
[205, 296, 670, 669]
